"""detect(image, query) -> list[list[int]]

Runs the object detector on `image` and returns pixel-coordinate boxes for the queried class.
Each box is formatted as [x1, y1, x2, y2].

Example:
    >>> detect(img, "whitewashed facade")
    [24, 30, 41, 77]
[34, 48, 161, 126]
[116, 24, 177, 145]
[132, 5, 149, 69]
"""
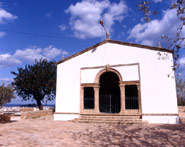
[54, 40, 179, 124]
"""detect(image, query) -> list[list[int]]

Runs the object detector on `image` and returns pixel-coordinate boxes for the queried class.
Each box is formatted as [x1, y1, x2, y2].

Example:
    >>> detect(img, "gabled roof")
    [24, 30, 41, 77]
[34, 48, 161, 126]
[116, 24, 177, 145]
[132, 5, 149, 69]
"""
[56, 39, 173, 65]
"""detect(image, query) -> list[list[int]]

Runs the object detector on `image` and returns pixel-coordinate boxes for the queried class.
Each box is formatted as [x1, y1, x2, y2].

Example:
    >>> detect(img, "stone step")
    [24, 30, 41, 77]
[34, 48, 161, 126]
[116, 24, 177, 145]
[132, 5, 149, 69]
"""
[76, 118, 142, 121]
[80, 115, 141, 119]
[71, 119, 142, 124]
[70, 115, 143, 124]
[74, 119, 142, 123]
[79, 116, 141, 119]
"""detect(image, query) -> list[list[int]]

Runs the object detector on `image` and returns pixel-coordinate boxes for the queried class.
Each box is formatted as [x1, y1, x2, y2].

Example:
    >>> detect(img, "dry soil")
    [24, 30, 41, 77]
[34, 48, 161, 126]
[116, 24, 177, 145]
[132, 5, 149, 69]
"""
[0, 119, 185, 147]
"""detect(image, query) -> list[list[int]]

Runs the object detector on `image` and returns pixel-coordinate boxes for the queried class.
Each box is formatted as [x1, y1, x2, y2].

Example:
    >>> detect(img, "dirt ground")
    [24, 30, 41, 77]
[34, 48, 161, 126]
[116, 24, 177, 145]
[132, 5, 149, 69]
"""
[0, 119, 185, 147]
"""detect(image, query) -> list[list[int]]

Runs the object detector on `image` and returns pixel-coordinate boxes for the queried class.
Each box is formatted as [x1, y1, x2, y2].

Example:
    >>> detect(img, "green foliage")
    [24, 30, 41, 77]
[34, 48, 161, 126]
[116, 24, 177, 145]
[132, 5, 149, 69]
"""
[11, 59, 56, 109]
[0, 83, 15, 107]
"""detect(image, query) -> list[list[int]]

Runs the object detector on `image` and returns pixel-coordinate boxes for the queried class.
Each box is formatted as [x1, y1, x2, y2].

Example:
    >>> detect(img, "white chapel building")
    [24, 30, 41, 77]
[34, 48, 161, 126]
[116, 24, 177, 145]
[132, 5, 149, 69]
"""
[54, 39, 179, 124]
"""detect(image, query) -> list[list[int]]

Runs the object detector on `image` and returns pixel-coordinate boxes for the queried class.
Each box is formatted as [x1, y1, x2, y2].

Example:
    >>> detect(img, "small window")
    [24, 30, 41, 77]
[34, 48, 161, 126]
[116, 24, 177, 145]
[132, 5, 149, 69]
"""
[84, 87, 94, 109]
[125, 85, 139, 109]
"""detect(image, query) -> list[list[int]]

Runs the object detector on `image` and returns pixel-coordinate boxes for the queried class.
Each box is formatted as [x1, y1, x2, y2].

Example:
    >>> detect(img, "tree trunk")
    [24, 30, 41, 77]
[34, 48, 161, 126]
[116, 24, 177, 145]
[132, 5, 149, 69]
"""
[36, 99, 43, 110]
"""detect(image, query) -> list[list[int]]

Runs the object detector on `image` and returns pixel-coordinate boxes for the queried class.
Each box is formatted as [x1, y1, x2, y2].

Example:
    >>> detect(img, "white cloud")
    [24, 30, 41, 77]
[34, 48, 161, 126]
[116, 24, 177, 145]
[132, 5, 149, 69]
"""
[14, 46, 63, 62]
[14, 48, 45, 62]
[179, 57, 185, 65]
[0, 4, 17, 38]
[128, 9, 184, 47]
[152, 0, 162, 3]
[103, 1, 127, 27]
[61, 51, 68, 56]
[43, 45, 62, 59]
[59, 24, 67, 31]
[0, 45, 67, 67]
[66, 0, 127, 39]
[0, 8, 17, 24]
[0, 54, 21, 67]
[0, 31, 6, 37]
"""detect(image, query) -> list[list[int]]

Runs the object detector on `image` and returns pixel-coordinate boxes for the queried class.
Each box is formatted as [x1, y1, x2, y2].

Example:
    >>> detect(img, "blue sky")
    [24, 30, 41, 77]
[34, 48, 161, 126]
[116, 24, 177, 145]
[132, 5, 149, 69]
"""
[0, 0, 184, 104]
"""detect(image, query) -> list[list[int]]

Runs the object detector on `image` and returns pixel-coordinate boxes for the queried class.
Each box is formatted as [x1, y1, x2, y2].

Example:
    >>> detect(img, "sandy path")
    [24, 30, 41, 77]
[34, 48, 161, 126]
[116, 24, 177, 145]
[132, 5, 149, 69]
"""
[0, 120, 185, 147]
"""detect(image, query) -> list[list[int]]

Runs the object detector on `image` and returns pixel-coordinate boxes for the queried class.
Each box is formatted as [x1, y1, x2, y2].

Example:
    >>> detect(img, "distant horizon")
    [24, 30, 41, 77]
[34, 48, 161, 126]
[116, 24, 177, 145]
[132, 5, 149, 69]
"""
[4, 103, 55, 106]
[6, 98, 55, 106]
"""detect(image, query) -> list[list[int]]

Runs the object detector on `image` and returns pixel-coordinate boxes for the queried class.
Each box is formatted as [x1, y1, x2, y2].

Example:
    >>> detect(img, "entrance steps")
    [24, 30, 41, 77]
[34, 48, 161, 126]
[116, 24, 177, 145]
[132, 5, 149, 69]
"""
[69, 114, 143, 124]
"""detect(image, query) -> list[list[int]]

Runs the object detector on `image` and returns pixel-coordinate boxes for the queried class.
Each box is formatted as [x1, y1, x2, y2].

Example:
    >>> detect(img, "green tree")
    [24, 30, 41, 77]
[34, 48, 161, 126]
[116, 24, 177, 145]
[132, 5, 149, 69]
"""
[11, 59, 56, 110]
[0, 83, 16, 107]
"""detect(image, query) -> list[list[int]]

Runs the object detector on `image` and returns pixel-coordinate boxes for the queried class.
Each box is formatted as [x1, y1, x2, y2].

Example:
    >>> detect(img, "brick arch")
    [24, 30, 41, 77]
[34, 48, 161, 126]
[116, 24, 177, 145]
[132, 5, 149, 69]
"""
[94, 67, 123, 83]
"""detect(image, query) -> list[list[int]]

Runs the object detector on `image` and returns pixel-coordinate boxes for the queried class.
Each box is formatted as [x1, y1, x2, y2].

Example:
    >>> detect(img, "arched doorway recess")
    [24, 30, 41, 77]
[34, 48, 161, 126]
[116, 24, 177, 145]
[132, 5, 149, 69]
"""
[80, 65, 141, 115]
[99, 72, 121, 113]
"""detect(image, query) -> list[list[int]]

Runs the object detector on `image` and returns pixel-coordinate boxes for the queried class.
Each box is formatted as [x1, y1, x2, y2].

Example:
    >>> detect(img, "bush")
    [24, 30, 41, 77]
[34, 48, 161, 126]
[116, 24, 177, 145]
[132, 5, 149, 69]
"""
[0, 83, 15, 107]
[0, 114, 11, 123]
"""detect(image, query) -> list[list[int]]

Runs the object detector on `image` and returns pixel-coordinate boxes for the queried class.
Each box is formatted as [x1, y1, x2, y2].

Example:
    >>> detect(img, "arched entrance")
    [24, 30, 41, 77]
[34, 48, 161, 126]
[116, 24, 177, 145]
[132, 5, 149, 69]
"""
[80, 65, 141, 115]
[99, 72, 121, 113]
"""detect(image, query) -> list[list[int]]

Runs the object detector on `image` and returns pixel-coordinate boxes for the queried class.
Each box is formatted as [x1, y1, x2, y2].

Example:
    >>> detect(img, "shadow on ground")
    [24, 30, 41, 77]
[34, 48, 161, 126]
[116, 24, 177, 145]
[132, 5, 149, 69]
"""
[72, 123, 185, 146]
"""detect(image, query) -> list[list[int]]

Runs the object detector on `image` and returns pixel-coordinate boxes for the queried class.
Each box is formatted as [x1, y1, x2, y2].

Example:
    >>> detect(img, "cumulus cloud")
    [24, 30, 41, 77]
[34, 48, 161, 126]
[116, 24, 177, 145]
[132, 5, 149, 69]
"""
[43, 45, 62, 59]
[0, 31, 6, 37]
[0, 45, 67, 67]
[59, 24, 67, 31]
[0, 8, 17, 24]
[14, 48, 44, 62]
[66, 0, 127, 39]
[14, 46, 64, 62]
[0, 4, 17, 39]
[128, 9, 184, 47]
[103, 1, 127, 29]
[0, 54, 21, 67]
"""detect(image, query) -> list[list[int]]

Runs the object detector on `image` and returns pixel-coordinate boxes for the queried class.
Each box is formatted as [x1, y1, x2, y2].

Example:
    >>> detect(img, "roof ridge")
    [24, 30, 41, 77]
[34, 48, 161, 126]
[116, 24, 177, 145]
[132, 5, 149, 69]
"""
[56, 39, 173, 65]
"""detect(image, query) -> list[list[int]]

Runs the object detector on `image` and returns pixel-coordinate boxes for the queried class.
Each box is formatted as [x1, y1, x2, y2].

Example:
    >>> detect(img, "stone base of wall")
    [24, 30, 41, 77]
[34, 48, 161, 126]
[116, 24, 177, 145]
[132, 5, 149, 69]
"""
[21, 109, 53, 119]
[0, 114, 11, 123]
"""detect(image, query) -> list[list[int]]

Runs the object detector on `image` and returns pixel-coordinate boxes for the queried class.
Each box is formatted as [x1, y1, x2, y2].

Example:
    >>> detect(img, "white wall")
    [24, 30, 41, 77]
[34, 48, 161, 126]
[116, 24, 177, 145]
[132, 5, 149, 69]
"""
[142, 116, 179, 124]
[81, 68, 103, 83]
[55, 42, 178, 116]
[81, 65, 139, 83]
[54, 114, 79, 121]
[114, 65, 139, 81]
